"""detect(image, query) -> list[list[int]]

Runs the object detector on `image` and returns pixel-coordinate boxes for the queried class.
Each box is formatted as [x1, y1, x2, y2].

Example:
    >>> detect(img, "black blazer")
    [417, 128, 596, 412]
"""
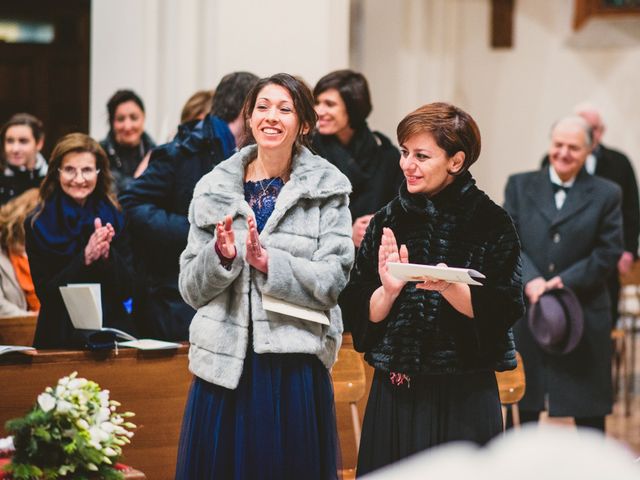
[542, 143, 639, 255]
[504, 167, 623, 417]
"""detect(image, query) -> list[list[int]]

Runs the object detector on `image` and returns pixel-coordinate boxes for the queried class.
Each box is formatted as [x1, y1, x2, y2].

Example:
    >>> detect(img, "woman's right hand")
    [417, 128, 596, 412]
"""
[215, 215, 236, 259]
[378, 227, 408, 296]
[84, 218, 114, 265]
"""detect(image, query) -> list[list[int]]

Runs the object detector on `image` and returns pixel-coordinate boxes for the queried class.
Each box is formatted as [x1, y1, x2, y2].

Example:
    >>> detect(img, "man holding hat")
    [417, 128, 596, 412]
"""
[504, 115, 623, 432]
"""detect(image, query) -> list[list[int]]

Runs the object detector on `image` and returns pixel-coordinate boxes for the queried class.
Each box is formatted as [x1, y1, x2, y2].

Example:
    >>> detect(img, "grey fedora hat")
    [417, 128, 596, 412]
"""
[528, 287, 584, 355]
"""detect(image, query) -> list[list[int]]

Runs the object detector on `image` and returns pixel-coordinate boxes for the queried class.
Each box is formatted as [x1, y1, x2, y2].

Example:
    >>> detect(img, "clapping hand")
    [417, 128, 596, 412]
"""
[378, 227, 409, 296]
[246, 216, 267, 273]
[215, 215, 236, 259]
[84, 218, 115, 266]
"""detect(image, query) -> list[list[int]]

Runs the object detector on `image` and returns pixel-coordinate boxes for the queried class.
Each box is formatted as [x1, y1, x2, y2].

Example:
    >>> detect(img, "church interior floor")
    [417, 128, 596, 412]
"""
[538, 331, 640, 457]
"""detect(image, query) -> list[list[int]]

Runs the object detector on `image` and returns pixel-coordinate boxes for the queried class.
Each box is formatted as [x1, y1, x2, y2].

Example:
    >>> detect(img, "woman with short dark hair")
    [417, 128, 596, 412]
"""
[312, 69, 403, 249]
[341, 102, 524, 475]
[99, 89, 155, 193]
[25, 133, 137, 348]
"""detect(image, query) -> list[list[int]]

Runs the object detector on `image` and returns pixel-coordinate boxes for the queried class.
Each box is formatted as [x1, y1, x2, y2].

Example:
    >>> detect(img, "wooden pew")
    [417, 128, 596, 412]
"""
[333, 334, 374, 472]
[0, 315, 37, 346]
[0, 345, 192, 480]
[0, 336, 376, 477]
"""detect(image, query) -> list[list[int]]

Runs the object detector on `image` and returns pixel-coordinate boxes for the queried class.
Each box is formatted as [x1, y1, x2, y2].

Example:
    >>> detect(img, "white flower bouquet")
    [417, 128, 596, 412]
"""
[3, 372, 135, 480]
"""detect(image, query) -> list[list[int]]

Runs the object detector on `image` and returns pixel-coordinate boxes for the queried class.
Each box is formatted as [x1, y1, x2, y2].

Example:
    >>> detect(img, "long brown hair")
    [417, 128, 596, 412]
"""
[0, 188, 39, 253]
[34, 133, 118, 223]
[240, 73, 317, 154]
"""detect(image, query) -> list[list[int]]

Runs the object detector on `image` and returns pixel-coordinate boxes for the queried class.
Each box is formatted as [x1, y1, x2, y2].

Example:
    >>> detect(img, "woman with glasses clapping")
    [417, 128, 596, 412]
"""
[25, 133, 137, 348]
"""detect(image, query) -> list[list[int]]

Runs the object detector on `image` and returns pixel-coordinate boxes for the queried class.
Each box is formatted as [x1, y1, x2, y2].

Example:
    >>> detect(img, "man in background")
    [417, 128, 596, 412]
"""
[120, 72, 259, 341]
[543, 103, 639, 327]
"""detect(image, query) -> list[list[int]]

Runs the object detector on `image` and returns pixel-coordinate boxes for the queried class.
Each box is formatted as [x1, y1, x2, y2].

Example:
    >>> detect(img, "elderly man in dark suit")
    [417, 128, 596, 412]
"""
[575, 103, 639, 323]
[542, 104, 639, 326]
[505, 115, 623, 432]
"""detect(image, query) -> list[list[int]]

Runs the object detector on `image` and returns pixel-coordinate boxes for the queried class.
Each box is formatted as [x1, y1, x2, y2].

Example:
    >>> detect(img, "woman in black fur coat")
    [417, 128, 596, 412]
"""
[340, 103, 524, 476]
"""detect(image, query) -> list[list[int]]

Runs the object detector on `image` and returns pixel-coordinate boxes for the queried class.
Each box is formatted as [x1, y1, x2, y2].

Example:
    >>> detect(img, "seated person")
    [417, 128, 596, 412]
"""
[0, 188, 40, 317]
[0, 113, 48, 205]
[25, 133, 137, 348]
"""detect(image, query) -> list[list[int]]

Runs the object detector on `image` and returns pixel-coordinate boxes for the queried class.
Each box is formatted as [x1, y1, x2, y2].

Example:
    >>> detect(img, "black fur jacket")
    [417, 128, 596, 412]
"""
[340, 172, 524, 375]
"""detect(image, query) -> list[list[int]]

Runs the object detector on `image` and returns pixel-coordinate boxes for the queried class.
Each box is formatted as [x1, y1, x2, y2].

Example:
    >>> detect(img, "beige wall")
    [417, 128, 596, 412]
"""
[358, 0, 640, 202]
[91, 0, 640, 203]
[90, 0, 350, 143]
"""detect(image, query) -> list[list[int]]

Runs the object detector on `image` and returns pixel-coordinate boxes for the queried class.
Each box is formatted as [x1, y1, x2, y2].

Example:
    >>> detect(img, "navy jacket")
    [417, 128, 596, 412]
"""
[25, 209, 136, 349]
[119, 115, 233, 341]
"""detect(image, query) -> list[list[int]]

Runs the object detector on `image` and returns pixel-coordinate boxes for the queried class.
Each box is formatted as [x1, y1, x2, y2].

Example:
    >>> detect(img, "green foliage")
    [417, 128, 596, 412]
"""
[2, 372, 134, 479]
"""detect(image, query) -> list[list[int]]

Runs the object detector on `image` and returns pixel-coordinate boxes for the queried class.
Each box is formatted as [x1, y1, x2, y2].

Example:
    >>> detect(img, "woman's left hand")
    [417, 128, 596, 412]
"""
[245, 217, 268, 273]
[416, 263, 451, 293]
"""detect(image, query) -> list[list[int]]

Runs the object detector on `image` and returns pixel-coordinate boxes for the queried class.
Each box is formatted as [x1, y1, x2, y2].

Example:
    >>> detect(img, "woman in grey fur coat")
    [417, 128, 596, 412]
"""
[175, 74, 354, 480]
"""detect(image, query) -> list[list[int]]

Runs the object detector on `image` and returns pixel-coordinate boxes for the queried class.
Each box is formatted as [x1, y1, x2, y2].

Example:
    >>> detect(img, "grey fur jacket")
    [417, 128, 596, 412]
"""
[179, 145, 354, 389]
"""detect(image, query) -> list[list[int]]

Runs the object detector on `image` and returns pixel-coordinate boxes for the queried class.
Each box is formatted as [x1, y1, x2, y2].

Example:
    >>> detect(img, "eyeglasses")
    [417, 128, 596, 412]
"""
[58, 166, 100, 180]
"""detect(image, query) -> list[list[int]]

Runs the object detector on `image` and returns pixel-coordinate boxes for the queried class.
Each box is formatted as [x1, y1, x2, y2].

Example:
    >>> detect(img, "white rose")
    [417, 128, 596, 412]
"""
[96, 407, 111, 424]
[100, 421, 116, 433]
[56, 400, 73, 414]
[37, 393, 56, 413]
[67, 378, 86, 390]
[89, 425, 109, 447]
[98, 390, 110, 407]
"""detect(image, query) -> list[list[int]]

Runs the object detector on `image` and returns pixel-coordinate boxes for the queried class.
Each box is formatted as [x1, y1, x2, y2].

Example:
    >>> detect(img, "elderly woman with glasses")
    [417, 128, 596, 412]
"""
[25, 133, 137, 348]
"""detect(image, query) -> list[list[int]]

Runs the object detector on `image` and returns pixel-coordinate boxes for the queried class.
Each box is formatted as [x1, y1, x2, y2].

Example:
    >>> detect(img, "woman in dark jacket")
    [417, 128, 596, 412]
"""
[312, 70, 403, 248]
[99, 89, 155, 193]
[340, 103, 524, 476]
[0, 113, 48, 205]
[25, 133, 137, 348]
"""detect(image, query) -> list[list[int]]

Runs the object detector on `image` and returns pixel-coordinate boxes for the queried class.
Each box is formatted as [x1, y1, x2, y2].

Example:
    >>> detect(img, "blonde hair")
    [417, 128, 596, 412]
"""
[0, 188, 40, 253]
[180, 90, 214, 124]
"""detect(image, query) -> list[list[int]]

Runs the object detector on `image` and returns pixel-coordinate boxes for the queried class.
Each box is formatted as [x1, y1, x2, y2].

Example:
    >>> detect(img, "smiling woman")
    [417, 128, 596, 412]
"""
[340, 102, 524, 475]
[99, 89, 155, 193]
[175, 73, 354, 479]
[24, 133, 137, 349]
[312, 70, 403, 250]
[0, 113, 48, 205]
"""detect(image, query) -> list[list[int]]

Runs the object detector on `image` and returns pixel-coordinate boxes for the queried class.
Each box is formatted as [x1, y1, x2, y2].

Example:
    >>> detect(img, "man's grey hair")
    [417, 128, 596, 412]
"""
[550, 115, 593, 148]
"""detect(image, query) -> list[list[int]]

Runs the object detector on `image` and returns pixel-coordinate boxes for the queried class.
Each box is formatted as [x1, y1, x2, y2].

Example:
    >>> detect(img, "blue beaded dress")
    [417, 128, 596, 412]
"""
[175, 178, 340, 480]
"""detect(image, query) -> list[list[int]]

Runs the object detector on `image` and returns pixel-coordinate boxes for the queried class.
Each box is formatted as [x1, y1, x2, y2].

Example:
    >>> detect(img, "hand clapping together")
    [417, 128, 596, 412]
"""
[84, 218, 115, 265]
[215, 214, 268, 273]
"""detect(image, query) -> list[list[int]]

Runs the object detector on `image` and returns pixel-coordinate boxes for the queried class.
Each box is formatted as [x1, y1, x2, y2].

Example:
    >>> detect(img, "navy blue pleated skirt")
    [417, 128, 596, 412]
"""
[356, 369, 503, 477]
[175, 347, 340, 480]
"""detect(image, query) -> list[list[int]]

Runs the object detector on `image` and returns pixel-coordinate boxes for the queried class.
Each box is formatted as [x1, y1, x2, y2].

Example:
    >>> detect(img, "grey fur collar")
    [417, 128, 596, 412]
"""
[192, 145, 352, 236]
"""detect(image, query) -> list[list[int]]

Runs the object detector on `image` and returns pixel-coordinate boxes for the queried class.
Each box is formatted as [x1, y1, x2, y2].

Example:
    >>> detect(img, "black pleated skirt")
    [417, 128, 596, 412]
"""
[356, 369, 503, 477]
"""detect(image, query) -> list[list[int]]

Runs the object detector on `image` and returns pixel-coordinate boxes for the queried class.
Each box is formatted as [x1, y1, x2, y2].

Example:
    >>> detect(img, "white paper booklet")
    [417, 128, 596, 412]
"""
[59, 283, 136, 341]
[262, 294, 330, 326]
[117, 339, 181, 350]
[387, 262, 486, 286]
[0, 345, 36, 356]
